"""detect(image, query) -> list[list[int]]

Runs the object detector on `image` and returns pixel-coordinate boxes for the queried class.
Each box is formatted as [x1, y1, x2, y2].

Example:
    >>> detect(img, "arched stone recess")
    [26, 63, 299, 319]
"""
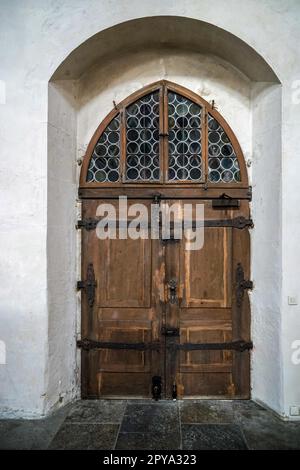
[48, 17, 282, 414]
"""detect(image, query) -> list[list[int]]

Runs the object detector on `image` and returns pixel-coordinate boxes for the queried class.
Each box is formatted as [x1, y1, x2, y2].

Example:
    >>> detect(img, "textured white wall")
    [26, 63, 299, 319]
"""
[0, 0, 299, 418]
[77, 51, 252, 162]
[47, 81, 79, 413]
[251, 83, 282, 414]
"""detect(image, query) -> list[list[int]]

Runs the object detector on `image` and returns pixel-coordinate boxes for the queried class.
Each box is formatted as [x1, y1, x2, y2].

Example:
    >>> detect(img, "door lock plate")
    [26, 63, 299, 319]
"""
[161, 326, 180, 337]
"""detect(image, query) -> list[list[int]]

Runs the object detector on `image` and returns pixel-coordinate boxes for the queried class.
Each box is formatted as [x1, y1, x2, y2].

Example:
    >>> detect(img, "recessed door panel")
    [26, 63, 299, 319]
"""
[97, 236, 151, 308]
[180, 227, 232, 308]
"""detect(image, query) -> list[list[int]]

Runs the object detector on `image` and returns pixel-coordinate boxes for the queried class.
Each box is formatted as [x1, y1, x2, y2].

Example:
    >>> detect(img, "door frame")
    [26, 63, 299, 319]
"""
[77, 80, 253, 399]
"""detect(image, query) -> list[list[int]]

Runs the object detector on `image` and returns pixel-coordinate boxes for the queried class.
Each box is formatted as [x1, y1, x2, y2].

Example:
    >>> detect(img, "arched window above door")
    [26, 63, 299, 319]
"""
[81, 81, 248, 190]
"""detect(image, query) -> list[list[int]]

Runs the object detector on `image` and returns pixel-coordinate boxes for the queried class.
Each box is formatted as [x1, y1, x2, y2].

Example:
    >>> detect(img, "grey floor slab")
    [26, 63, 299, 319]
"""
[65, 399, 126, 424]
[182, 424, 247, 450]
[49, 423, 119, 450]
[116, 431, 181, 450]
[180, 400, 234, 424]
[120, 402, 179, 433]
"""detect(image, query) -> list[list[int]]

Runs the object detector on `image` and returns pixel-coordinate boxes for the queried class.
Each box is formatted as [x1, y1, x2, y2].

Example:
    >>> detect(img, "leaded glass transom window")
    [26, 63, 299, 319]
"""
[87, 114, 120, 183]
[168, 92, 202, 181]
[208, 114, 241, 183]
[84, 82, 246, 187]
[126, 92, 160, 182]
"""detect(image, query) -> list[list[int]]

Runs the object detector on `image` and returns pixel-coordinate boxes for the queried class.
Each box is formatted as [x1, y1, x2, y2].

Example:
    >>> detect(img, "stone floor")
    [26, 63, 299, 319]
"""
[0, 400, 300, 450]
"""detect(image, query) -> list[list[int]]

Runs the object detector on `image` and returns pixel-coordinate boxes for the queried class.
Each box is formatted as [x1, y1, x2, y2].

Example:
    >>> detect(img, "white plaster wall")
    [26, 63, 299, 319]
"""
[0, 0, 300, 418]
[251, 83, 283, 414]
[47, 81, 79, 413]
[77, 51, 251, 163]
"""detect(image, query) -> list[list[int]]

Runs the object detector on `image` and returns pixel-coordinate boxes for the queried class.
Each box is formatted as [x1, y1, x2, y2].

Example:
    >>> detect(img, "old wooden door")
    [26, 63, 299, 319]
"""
[78, 80, 252, 399]
[162, 199, 251, 398]
[80, 199, 165, 398]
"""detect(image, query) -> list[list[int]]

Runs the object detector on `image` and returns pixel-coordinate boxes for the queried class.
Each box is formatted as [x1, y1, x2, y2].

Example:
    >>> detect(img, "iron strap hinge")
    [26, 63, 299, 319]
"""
[77, 338, 252, 352]
[77, 263, 97, 307]
[239, 279, 253, 290]
[77, 338, 160, 351]
[212, 193, 240, 208]
[236, 262, 253, 307]
[177, 340, 253, 352]
[76, 216, 253, 232]
[76, 218, 98, 231]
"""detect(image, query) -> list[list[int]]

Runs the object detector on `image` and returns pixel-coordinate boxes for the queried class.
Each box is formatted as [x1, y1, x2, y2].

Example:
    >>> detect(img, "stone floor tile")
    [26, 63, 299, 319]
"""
[181, 424, 247, 450]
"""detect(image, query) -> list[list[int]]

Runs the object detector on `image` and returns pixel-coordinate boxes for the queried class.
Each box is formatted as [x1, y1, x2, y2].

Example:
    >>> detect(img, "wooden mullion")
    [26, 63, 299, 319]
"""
[120, 107, 127, 183]
[163, 84, 169, 183]
[202, 106, 208, 185]
[159, 84, 165, 184]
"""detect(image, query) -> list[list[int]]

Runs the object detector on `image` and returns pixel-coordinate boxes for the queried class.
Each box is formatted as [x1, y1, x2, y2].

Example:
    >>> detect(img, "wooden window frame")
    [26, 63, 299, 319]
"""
[79, 80, 249, 194]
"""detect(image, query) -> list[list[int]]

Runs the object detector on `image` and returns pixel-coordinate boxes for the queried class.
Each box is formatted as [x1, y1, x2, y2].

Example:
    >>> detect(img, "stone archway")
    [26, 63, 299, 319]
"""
[47, 16, 282, 414]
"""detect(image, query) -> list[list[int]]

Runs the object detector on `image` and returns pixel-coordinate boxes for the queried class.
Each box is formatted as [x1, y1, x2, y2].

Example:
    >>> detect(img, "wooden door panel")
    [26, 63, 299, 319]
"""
[97, 324, 152, 372]
[178, 372, 234, 397]
[180, 308, 231, 321]
[96, 236, 151, 308]
[180, 227, 232, 308]
[98, 308, 153, 322]
[97, 373, 152, 397]
[180, 327, 232, 370]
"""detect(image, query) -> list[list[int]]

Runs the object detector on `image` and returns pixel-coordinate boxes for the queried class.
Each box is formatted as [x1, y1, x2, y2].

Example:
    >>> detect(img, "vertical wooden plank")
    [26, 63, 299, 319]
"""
[163, 199, 181, 398]
[120, 108, 127, 182]
[202, 107, 208, 184]
[158, 84, 165, 184]
[231, 224, 251, 398]
[163, 84, 169, 183]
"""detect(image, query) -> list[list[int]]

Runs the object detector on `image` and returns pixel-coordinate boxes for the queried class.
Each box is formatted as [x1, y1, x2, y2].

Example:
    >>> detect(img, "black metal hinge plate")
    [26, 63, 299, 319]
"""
[178, 340, 253, 352]
[77, 216, 254, 232]
[212, 195, 240, 208]
[77, 338, 160, 351]
[77, 338, 252, 352]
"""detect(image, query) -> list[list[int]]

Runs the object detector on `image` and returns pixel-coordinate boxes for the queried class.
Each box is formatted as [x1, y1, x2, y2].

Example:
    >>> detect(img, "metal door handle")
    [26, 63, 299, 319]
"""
[168, 279, 177, 304]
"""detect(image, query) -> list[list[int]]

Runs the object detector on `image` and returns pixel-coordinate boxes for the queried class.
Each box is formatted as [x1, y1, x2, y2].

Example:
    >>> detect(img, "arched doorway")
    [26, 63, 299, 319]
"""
[77, 80, 252, 399]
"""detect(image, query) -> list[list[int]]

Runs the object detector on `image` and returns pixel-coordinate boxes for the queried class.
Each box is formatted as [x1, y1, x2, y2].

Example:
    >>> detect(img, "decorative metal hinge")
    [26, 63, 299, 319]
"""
[152, 376, 162, 401]
[76, 218, 98, 231]
[178, 340, 253, 352]
[77, 216, 253, 232]
[77, 338, 160, 351]
[161, 235, 180, 244]
[204, 217, 254, 229]
[236, 262, 253, 307]
[233, 216, 253, 229]
[77, 263, 97, 307]
[212, 193, 240, 208]
[247, 186, 252, 201]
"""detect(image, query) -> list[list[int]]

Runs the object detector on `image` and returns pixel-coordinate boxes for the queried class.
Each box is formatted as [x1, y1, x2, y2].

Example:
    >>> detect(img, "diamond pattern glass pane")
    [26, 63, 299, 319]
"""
[208, 114, 241, 183]
[87, 114, 120, 183]
[126, 92, 160, 181]
[167, 92, 202, 181]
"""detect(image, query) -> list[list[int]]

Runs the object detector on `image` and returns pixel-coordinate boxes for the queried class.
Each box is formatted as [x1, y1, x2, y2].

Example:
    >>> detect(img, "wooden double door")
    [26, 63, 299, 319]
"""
[79, 197, 252, 399]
